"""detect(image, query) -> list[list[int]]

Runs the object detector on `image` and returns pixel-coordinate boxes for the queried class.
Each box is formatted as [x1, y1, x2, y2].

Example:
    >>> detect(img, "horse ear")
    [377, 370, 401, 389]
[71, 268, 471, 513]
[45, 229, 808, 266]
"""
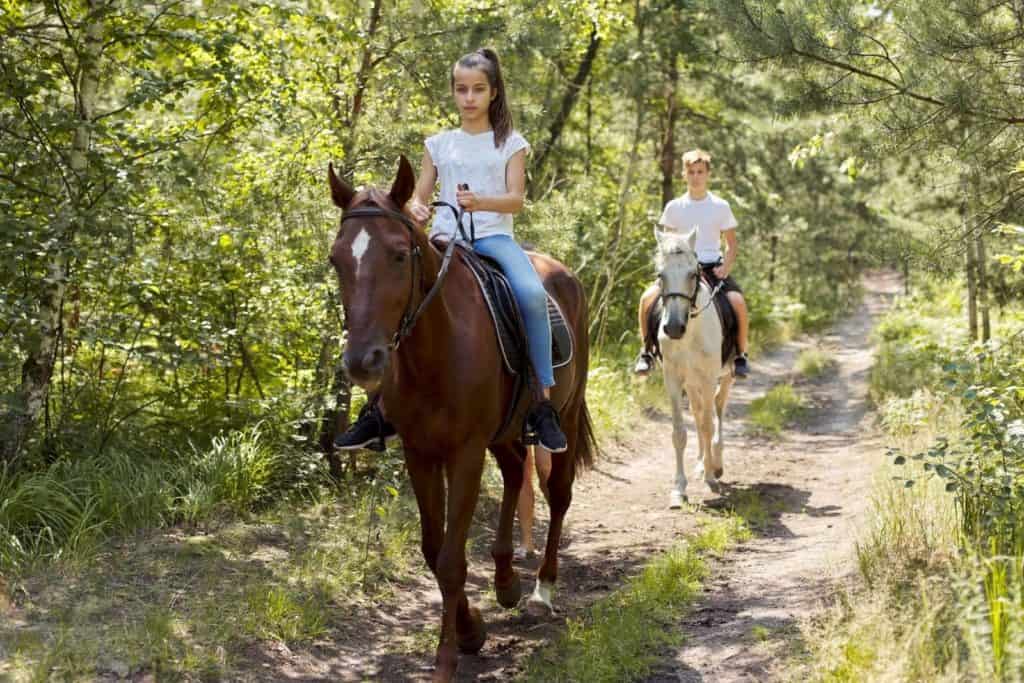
[390, 155, 416, 209]
[687, 228, 697, 252]
[328, 162, 355, 209]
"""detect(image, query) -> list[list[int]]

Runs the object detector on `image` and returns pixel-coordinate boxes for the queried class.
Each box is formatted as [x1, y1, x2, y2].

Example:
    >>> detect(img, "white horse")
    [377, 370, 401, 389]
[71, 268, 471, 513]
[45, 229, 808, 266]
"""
[654, 229, 734, 508]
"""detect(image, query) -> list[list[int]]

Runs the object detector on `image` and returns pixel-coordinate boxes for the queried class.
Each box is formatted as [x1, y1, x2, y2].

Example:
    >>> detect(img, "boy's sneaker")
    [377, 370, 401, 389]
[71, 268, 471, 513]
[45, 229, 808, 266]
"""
[634, 351, 654, 376]
[734, 353, 750, 379]
[333, 401, 398, 451]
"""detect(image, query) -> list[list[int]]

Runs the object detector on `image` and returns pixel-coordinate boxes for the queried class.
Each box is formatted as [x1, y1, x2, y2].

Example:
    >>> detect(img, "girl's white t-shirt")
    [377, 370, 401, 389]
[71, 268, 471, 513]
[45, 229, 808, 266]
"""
[658, 191, 738, 263]
[425, 128, 530, 241]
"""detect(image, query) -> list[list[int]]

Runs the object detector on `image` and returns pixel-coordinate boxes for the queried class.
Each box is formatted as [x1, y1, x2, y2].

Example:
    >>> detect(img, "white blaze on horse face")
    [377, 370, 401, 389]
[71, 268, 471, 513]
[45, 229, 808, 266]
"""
[351, 228, 371, 278]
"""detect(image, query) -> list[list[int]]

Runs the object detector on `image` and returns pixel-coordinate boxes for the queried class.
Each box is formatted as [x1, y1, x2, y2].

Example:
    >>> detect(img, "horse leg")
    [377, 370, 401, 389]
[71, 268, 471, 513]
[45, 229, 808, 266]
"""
[489, 443, 525, 608]
[405, 454, 445, 575]
[693, 386, 719, 493]
[432, 448, 487, 682]
[666, 371, 688, 509]
[712, 374, 734, 479]
[527, 409, 577, 616]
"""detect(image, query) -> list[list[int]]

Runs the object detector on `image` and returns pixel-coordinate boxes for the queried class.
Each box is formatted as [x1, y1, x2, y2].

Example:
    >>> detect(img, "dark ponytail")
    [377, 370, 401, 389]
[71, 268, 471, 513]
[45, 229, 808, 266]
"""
[453, 48, 513, 148]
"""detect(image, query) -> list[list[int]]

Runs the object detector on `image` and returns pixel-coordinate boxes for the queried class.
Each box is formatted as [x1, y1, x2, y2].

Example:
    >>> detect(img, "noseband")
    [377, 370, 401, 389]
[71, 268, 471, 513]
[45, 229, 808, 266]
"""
[339, 201, 470, 350]
[660, 273, 721, 321]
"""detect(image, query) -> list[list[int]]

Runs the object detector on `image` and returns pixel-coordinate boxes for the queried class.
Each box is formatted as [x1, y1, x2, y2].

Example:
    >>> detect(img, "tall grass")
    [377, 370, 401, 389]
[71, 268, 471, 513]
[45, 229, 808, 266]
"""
[0, 424, 324, 574]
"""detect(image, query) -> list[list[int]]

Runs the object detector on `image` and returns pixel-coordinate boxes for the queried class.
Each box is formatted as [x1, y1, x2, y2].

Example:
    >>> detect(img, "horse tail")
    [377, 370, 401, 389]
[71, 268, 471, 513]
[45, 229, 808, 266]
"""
[574, 399, 598, 473]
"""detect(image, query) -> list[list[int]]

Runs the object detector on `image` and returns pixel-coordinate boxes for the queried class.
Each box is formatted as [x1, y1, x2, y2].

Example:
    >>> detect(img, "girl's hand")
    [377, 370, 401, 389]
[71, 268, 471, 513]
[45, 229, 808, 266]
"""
[456, 188, 482, 212]
[407, 198, 433, 226]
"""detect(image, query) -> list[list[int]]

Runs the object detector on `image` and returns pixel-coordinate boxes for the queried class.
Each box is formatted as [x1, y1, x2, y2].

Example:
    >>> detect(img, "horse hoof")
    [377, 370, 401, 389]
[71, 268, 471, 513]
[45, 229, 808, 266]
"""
[705, 478, 721, 494]
[714, 467, 723, 479]
[433, 651, 457, 682]
[495, 574, 522, 608]
[525, 581, 555, 618]
[525, 595, 554, 618]
[457, 607, 487, 654]
[669, 490, 687, 509]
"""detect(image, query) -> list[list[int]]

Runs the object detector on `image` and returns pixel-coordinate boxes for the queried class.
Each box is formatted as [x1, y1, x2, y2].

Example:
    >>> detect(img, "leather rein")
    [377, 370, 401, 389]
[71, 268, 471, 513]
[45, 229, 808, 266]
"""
[339, 201, 474, 350]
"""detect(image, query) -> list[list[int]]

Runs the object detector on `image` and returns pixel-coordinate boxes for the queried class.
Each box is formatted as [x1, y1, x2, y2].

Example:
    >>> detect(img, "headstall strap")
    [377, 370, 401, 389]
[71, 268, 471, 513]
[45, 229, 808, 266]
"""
[341, 202, 464, 347]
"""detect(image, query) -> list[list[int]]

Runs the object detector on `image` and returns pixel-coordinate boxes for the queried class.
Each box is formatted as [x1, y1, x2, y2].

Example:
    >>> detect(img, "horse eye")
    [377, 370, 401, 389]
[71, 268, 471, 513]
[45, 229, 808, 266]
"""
[393, 251, 407, 264]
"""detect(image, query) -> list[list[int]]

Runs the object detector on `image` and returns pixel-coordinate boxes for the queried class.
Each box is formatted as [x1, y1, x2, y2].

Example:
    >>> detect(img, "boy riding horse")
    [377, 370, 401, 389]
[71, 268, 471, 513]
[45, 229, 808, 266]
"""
[635, 149, 751, 378]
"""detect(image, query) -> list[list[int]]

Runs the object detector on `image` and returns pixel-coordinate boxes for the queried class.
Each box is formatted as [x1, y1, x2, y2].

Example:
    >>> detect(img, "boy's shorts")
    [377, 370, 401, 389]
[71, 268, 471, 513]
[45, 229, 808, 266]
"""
[699, 260, 742, 295]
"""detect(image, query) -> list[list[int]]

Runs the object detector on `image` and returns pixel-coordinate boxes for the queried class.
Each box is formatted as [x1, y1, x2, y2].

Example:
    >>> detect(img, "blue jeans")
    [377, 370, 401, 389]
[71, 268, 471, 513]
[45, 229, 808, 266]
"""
[472, 234, 555, 388]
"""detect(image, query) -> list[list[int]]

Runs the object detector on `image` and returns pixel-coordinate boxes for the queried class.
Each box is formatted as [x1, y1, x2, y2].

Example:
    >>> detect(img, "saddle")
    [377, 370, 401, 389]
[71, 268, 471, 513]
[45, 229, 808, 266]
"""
[446, 241, 574, 376]
[644, 277, 738, 368]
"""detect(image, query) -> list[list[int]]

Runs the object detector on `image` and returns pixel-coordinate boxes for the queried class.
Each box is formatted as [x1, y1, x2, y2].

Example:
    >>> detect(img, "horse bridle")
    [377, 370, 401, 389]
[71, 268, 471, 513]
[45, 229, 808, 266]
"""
[659, 271, 722, 320]
[339, 201, 473, 350]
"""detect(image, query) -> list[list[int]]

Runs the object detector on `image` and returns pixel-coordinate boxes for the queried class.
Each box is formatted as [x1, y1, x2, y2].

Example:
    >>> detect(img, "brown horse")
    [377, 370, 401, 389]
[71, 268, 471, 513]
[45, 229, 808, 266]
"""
[328, 157, 596, 681]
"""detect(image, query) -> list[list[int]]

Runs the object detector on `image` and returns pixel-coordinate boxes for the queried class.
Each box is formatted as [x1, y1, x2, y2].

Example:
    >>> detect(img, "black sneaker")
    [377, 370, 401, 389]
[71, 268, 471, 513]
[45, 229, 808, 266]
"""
[634, 351, 654, 376]
[333, 401, 398, 452]
[526, 400, 568, 453]
[734, 354, 750, 379]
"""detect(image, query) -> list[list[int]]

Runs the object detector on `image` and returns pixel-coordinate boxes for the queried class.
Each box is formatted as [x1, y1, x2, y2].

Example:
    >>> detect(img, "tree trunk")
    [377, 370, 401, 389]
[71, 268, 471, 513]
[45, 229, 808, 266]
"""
[318, 360, 353, 480]
[1, 1, 104, 467]
[769, 234, 778, 287]
[965, 215, 978, 341]
[977, 228, 990, 341]
[585, 75, 592, 177]
[341, 0, 383, 162]
[530, 25, 602, 192]
[660, 54, 679, 208]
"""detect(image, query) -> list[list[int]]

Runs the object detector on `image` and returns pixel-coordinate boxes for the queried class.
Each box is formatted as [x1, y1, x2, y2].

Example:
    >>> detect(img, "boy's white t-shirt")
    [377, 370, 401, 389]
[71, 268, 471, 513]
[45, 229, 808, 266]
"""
[425, 128, 530, 241]
[658, 191, 738, 263]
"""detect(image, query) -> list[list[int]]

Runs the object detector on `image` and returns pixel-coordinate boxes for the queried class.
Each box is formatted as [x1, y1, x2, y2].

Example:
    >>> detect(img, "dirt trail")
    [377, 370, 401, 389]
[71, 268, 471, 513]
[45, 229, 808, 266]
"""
[330, 270, 898, 682]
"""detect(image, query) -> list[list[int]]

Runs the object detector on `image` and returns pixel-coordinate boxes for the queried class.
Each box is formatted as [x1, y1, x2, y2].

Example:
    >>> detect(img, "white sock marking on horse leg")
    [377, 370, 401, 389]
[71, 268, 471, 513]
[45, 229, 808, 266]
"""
[529, 580, 554, 612]
[351, 228, 371, 278]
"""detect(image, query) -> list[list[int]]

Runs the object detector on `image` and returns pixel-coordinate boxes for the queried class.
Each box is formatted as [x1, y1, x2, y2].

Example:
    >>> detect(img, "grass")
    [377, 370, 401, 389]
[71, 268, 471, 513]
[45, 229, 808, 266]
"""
[748, 383, 806, 435]
[0, 423, 323, 576]
[796, 346, 836, 379]
[586, 353, 668, 440]
[521, 517, 750, 683]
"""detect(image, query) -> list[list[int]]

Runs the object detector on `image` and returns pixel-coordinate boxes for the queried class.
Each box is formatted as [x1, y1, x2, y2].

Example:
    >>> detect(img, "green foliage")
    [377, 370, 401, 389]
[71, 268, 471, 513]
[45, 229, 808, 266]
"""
[0, 0, 883, 472]
[868, 279, 964, 402]
[796, 346, 836, 379]
[890, 343, 1024, 557]
[749, 384, 805, 435]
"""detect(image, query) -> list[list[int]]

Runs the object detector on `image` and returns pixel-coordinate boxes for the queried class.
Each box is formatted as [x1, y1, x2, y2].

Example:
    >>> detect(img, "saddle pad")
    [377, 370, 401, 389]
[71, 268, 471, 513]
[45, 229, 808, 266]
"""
[645, 281, 738, 368]
[457, 244, 573, 375]
[712, 287, 739, 365]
